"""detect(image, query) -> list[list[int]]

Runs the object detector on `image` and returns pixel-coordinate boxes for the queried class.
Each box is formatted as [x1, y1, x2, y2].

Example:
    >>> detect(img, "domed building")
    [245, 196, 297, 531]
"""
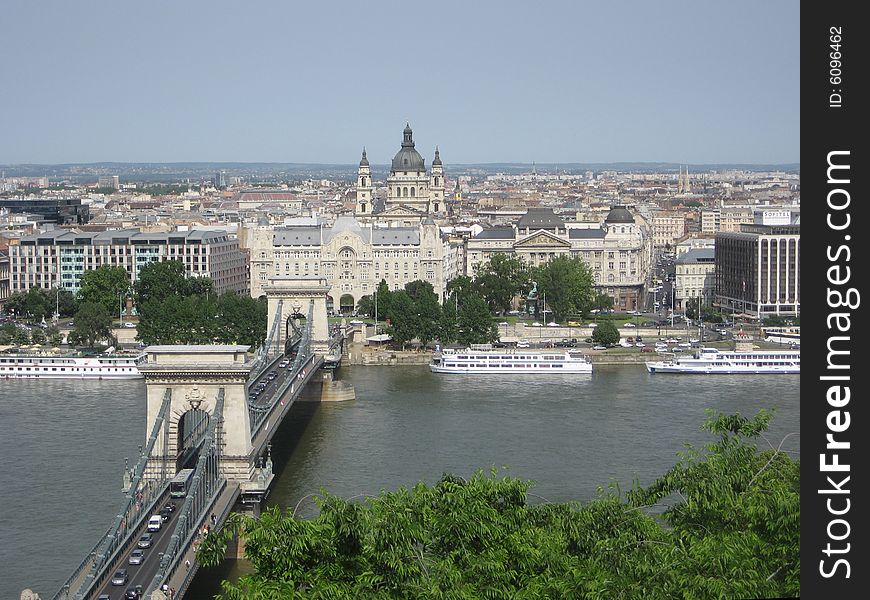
[355, 124, 445, 221]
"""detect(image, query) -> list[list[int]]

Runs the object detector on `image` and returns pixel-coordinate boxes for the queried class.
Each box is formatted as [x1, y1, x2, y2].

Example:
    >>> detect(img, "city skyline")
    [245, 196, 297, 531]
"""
[1, 1, 799, 165]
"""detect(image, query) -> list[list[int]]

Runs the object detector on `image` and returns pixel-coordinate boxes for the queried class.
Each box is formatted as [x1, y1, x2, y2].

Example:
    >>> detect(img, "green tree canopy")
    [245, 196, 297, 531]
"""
[591, 291, 614, 314]
[77, 266, 130, 317]
[457, 294, 497, 347]
[591, 320, 620, 346]
[356, 295, 374, 318]
[438, 297, 458, 345]
[133, 260, 190, 306]
[70, 302, 113, 348]
[199, 410, 798, 599]
[534, 256, 595, 322]
[473, 254, 531, 315]
[384, 291, 418, 349]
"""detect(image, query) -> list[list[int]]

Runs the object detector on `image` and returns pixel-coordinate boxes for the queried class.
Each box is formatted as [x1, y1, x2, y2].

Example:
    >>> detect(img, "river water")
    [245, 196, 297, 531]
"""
[0, 366, 800, 599]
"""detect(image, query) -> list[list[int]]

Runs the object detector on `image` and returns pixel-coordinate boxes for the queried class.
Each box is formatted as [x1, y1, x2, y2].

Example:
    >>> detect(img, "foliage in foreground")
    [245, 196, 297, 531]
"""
[199, 411, 799, 599]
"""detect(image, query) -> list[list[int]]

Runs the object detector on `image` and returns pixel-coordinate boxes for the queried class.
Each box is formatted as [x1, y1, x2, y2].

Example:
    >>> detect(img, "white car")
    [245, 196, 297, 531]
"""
[516, 340, 530, 348]
[147, 515, 162, 532]
[623, 323, 636, 328]
[547, 322, 559, 327]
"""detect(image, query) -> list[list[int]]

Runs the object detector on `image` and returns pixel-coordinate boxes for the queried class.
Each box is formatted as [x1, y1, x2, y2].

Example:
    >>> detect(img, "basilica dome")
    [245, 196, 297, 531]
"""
[391, 123, 426, 172]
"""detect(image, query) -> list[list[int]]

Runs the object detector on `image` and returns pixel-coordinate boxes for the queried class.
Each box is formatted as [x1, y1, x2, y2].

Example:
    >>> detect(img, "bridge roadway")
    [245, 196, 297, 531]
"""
[74, 350, 325, 599]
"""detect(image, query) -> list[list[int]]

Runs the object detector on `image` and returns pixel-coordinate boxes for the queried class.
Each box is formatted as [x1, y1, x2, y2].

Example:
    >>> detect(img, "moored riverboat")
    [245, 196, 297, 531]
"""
[645, 347, 799, 374]
[0, 352, 146, 380]
[430, 345, 593, 374]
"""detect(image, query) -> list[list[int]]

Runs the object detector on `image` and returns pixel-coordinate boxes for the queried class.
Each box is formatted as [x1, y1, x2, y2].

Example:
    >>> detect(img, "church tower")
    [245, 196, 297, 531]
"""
[356, 148, 372, 216]
[429, 147, 445, 214]
[386, 123, 431, 214]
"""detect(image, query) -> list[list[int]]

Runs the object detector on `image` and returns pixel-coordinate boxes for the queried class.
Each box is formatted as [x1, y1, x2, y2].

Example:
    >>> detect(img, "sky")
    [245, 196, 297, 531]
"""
[0, 0, 799, 165]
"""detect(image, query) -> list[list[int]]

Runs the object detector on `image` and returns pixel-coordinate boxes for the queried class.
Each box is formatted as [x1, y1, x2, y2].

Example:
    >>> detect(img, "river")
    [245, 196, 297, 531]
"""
[0, 365, 800, 599]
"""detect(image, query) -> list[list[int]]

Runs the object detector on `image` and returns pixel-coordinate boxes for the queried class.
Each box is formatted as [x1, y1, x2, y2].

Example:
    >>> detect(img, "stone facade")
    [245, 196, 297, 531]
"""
[249, 216, 459, 310]
[467, 206, 653, 311]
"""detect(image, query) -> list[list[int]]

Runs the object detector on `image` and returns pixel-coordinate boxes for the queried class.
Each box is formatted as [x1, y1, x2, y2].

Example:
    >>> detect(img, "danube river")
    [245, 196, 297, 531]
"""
[0, 365, 800, 599]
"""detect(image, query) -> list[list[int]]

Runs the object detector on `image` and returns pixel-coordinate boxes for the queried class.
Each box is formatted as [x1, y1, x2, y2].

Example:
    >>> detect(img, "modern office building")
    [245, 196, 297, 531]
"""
[714, 224, 800, 318]
[0, 197, 89, 225]
[9, 229, 248, 295]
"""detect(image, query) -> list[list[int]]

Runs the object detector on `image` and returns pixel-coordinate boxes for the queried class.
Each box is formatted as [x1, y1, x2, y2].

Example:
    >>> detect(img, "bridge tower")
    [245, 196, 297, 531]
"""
[138, 345, 258, 482]
[263, 275, 332, 355]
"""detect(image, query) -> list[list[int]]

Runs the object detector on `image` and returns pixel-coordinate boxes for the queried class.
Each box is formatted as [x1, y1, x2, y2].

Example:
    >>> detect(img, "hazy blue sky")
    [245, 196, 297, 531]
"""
[1, 0, 799, 165]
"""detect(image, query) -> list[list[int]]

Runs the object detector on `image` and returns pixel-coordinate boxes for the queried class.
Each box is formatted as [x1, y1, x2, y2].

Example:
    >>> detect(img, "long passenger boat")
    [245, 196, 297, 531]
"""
[645, 347, 799, 374]
[0, 353, 146, 380]
[430, 345, 593, 374]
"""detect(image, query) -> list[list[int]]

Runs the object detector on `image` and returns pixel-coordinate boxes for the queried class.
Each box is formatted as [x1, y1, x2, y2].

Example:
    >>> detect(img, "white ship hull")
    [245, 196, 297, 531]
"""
[431, 348, 593, 375]
[0, 355, 145, 380]
[646, 347, 799, 374]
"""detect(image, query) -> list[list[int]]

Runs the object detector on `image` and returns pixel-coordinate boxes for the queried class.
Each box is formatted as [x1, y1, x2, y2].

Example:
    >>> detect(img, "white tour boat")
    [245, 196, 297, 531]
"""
[0, 352, 146, 380]
[430, 345, 593, 374]
[645, 347, 800, 374]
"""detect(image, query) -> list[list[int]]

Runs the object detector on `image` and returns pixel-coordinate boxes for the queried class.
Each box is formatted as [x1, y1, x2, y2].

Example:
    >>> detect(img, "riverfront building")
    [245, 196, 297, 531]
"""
[9, 229, 248, 295]
[714, 224, 800, 318]
[674, 248, 716, 311]
[248, 216, 461, 312]
[466, 206, 652, 312]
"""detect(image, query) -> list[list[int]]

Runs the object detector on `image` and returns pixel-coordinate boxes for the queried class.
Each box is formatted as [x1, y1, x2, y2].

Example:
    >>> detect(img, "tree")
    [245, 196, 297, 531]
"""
[591, 291, 614, 314]
[30, 327, 47, 345]
[198, 410, 798, 599]
[457, 294, 497, 346]
[70, 302, 113, 348]
[473, 254, 530, 314]
[384, 291, 417, 349]
[414, 287, 441, 349]
[356, 295, 374, 318]
[78, 266, 130, 317]
[445, 275, 479, 308]
[54, 288, 78, 317]
[374, 280, 392, 323]
[133, 260, 189, 307]
[591, 320, 620, 346]
[438, 297, 458, 345]
[534, 256, 595, 322]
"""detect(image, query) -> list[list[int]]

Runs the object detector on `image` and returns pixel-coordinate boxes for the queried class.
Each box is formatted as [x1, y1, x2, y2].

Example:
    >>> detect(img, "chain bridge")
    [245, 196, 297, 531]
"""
[50, 276, 352, 600]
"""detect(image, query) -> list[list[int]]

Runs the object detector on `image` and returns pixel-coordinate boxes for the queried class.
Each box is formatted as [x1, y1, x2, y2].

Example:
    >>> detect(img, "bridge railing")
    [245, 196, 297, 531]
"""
[248, 302, 314, 435]
[147, 389, 226, 594]
[249, 299, 284, 382]
[64, 388, 173, 599]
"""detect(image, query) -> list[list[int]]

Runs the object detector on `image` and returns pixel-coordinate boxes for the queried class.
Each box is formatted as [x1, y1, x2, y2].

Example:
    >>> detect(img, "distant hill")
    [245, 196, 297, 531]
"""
[0, 161, 800, 181]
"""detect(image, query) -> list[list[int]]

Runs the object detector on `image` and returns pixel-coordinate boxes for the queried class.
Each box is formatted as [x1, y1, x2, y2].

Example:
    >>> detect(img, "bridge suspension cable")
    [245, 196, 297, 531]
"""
[249, 299, 284, 382]
[65, 388, 173, 600]
[147, 388, 226, 595]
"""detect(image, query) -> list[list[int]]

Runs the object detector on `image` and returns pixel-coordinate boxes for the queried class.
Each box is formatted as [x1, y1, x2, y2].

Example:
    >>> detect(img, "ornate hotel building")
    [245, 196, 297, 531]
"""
[248, 216, 462, 312]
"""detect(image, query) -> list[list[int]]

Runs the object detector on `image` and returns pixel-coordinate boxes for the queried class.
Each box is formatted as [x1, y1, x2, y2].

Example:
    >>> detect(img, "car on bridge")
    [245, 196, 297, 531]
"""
[125, 585, 143, 599]
[159, 506, 172, 521]
[279, 359, 290, 368]
[128, 549, 145, 565]
[137, 533, 153, 548]
[147, 515, 162, 531]
[111, 569, 129, 585]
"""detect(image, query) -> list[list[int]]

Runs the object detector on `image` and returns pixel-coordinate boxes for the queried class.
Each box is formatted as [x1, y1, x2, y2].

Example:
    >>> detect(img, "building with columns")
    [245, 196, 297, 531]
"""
[355, 124, 446, 222]
[714, 224, 800, 318]
[466, 206, 653, 311]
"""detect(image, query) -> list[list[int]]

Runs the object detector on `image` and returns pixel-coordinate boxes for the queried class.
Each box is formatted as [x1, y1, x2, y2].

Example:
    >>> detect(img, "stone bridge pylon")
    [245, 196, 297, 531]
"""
[138, 345, 257, 482]
[262, 275, 331, 355]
